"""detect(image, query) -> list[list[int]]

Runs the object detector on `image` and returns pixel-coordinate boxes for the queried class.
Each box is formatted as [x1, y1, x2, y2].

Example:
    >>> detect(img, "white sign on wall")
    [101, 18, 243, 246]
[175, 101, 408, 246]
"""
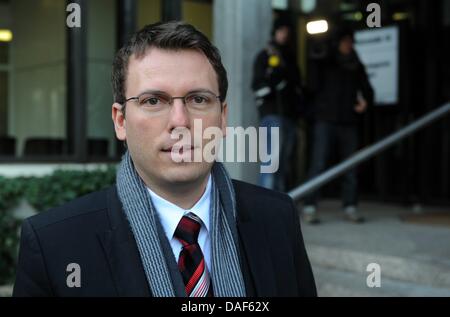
[354, 26, 399, 105]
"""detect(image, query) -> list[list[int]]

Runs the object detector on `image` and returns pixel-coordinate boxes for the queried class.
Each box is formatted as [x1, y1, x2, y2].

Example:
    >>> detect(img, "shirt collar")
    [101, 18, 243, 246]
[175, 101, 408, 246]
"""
[147, 174, 212, 241]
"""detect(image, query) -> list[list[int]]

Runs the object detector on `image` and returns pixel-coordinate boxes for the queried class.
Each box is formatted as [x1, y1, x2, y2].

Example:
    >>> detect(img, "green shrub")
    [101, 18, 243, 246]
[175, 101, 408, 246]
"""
[24, 167, 117, 212]
[0, 176, 23, 285]
[0, 166, 117, 285]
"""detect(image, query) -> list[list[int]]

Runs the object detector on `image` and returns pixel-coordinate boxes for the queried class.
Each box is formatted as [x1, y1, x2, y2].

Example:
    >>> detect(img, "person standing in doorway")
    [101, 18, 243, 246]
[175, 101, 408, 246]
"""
[303, 29, 373, 224]
[252, 18, 304, 192]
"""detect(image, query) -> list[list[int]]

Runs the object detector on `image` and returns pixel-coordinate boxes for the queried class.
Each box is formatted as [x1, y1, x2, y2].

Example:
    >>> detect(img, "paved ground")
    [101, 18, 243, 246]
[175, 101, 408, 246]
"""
[299, 199, 450, 296]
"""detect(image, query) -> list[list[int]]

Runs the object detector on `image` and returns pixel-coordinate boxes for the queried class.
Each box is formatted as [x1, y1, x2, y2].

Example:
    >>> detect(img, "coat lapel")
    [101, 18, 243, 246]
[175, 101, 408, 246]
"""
[235, 188, 277, 296]
[97, 186, 151, 297]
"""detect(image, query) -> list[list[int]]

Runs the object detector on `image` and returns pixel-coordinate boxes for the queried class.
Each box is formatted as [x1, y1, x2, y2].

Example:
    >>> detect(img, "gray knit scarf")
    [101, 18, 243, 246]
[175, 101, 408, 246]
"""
[116, 151, 246, 297]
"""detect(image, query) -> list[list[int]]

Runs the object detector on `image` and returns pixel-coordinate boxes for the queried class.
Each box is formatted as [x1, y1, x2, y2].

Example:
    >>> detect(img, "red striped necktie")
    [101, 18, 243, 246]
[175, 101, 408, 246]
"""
[174, 212, 213, 297]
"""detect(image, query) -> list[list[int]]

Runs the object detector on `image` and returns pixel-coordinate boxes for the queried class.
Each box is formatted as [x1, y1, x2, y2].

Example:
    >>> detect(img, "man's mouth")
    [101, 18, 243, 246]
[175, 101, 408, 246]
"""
[162, 145, 195, 154]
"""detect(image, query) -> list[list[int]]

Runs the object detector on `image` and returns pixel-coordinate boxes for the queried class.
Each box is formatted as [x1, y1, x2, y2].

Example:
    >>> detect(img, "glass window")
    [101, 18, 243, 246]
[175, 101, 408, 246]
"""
[0, 41, 9, 64]
[0, 71, 7, 137]
[1, 0, 122, 161]
[0, 1, 12, 156]
[182, 0, 213, 40]
[86, 0, 118, 159]
[138, 0, 162, 29]
[5, 0, 68, 159]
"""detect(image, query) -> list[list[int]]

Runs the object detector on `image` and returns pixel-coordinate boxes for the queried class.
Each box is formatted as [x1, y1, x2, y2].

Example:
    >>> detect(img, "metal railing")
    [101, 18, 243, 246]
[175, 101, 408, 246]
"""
[288, 102, 450, 201]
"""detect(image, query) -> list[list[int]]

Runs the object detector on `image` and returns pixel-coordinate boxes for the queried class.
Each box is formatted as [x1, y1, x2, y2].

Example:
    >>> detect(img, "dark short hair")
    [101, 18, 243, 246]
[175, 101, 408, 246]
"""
[271, 17, 293, 36]
[111, 21, 228, 113]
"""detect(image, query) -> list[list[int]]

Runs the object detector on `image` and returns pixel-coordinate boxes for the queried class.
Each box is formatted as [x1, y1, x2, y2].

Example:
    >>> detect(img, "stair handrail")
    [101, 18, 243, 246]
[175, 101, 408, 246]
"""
[288, 102, 450, 201]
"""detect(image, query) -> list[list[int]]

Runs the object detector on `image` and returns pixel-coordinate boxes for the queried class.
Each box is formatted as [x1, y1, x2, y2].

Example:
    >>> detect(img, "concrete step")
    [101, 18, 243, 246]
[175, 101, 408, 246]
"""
[300, 199, 450, 294]
[307, 243, 450, 290]
[313, 266, 450, 297]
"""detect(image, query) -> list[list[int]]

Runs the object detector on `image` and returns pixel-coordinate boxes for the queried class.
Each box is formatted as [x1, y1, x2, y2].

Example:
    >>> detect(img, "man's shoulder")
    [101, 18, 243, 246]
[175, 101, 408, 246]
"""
[231, 180, 298, 230]
[26, 186, 114, 231]
[232, 179, 294, 212]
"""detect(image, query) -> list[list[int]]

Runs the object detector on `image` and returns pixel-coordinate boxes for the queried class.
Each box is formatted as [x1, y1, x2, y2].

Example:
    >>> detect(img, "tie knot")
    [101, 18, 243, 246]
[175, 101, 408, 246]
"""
[174, 213, 202, 246]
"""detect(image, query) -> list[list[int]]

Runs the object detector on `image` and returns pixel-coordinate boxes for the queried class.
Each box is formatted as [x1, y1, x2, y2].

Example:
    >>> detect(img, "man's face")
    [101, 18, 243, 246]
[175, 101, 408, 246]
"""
[274, 26, 290, 46]
[112, 48, 227, 189]
[338, 36, 354, 55]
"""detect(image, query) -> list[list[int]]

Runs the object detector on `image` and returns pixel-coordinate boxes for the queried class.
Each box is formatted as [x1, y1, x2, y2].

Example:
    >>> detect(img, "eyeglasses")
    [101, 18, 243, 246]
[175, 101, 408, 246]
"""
[124, 90, 222, 115]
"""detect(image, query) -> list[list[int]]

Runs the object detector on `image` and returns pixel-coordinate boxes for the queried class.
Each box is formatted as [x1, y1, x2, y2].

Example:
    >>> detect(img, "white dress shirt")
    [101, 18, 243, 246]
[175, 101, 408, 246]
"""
[147, 175, 212, 271]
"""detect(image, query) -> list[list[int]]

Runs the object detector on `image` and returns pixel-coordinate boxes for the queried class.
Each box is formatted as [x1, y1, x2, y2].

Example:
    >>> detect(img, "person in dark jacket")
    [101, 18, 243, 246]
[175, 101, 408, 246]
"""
[303, 29, 374, 224]
[252, 19, 303, 191]
[13, 21, 316, 297]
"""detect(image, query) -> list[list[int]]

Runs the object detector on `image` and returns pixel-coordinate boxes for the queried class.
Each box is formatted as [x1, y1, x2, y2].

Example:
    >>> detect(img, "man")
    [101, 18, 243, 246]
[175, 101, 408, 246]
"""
[252, 18, 303, 192]
[303, 29, 374, 224]
[13, 22, 316, 297]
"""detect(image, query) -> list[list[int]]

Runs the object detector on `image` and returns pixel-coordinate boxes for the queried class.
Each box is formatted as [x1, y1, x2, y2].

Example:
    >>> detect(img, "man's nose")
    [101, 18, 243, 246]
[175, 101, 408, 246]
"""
[167, 98, 190, 130]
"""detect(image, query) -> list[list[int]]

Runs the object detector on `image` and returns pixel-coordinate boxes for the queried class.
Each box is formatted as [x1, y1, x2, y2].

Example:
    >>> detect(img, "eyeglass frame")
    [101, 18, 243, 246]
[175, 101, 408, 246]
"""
[122, 89, 223, 112]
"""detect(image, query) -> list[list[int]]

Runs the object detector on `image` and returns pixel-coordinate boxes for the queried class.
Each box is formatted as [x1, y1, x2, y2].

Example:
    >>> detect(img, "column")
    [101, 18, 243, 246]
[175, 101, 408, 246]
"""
[213, 0, 272, 184]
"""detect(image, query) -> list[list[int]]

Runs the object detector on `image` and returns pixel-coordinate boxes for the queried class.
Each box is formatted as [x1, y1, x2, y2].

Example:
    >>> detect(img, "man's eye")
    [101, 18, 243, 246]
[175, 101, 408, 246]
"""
[142, 97, 160, 105]
[190, 95, 208, 104]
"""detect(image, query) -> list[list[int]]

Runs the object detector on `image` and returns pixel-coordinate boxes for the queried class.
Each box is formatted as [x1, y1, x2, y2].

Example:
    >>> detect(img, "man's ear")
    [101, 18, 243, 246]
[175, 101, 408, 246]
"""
[112, 103, 126, 141]
[221, 102, 228, 138]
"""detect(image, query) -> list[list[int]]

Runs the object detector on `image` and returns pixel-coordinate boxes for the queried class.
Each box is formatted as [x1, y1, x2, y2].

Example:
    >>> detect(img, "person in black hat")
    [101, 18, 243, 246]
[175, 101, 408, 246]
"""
[251, 18, 304, 192]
